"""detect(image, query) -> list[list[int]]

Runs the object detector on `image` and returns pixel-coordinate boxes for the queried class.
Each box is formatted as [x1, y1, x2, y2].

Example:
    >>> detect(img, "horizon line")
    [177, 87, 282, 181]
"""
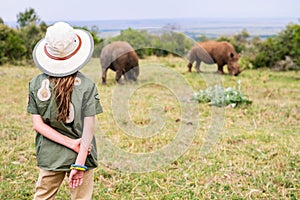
[4, 16, 299, 23]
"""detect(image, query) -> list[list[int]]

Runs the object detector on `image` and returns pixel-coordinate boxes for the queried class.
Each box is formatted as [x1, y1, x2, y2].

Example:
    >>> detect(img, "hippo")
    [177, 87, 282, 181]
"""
[187, 40, 243, 76]
[100, 41, 139, 84]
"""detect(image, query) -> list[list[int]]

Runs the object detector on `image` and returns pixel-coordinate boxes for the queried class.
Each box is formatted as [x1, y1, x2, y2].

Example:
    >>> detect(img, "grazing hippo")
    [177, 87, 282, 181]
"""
[187, 40, 243, 76]
[100, 41, 139, 84]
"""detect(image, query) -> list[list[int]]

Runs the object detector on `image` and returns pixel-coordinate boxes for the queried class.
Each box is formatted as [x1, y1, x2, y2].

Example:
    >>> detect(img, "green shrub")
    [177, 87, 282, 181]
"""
[216, 29, 250, 53]
[94, 28, 192, 58]
[192, 80, 252, 107]
[0, 24, 26, 65]
[250, 23, 300, 69]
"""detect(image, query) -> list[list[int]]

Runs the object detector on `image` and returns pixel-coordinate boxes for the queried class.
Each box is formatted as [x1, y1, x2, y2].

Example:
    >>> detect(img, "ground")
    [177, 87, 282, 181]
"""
[0, 56, 299, 199]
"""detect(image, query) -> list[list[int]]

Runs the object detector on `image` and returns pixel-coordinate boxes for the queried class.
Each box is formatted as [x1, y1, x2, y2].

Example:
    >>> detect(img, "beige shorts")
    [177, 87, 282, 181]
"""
[34, 168, 94, 200]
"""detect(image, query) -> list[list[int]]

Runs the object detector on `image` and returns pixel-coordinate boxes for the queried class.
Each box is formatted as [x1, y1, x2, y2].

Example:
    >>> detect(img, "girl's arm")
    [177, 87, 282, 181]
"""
[69, 116, 95, 188]
[75, 116, 95, 165]
[31, 114, 81, 153]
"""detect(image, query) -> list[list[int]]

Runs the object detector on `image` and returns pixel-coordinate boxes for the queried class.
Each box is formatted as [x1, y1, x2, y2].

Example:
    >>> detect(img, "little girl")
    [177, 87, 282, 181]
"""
[27, 22, 102, 199]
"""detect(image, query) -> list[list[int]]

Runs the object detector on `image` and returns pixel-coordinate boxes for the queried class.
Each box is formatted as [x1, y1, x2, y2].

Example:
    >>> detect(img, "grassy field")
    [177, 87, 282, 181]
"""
[0, 56, 299, 199]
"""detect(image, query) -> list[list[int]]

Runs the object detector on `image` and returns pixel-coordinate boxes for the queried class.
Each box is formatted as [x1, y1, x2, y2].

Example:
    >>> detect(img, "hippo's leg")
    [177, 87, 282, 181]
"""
[115, 69, 123, 84]
[102, 68, 108, 84]
[217, 64, 225, 74]
[195, 60, 201, 73]
[187, 63, 193, 72]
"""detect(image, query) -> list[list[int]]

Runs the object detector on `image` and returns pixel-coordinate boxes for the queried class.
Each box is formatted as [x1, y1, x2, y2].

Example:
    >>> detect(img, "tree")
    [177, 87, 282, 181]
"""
[111, 28, 152, 57]
[0, 24, 26, 64]
[290, 24, 300, 65]
[216, 29, 250, 53]
[0, 17, 3, 24]
[247, 23, 300, 69]
[17, 8, 40, 28]
[96, 28, 193, 58]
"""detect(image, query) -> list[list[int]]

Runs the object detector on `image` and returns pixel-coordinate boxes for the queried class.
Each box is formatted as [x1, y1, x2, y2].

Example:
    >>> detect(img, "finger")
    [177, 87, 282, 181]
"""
[68, 171, 74, 182]
[74, 179, 80, 188]
[78, 178, 83, 186]
[69, 179, 78, 189]
[73, 178, 83, 188]
[69, 176, 74, 188]
[69, 179, 74, 188]
[68, 170, 77, 188]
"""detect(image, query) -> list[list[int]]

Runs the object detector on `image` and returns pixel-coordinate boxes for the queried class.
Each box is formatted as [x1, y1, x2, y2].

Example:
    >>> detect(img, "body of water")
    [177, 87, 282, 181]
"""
[69, 18, 299, 39]
[6, 17, 299, 39]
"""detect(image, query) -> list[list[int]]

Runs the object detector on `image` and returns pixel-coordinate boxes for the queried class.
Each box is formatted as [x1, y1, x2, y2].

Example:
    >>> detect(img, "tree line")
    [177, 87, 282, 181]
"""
[1, 8, 299, 70]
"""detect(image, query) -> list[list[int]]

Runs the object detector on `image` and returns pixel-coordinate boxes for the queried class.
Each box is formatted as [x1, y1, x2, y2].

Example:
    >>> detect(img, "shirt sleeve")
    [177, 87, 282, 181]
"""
[27, 82, 39, 114]
[82, 83, 103, 117]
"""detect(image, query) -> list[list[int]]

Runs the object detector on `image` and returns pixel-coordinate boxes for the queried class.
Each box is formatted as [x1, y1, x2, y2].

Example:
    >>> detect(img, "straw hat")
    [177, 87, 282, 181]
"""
[33, 22, 94, 77]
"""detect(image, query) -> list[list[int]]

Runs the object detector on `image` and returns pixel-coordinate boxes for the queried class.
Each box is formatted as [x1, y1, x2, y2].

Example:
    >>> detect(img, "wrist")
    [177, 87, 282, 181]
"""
[70, 164, 88, 171]
[69, 138, 80, 153]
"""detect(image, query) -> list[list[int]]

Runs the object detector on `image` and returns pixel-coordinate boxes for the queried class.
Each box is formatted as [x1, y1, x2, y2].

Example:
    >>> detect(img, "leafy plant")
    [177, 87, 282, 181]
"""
[192, 80, 252, 107]
[0, 24, 26, 65]
[17, 7, 40, 28]
[97, 28, 192, 58]
[250, 23, 300, 69]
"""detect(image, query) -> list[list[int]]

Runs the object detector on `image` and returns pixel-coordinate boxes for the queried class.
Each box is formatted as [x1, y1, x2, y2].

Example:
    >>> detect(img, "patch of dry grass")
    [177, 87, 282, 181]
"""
[0, 57, 299, 199]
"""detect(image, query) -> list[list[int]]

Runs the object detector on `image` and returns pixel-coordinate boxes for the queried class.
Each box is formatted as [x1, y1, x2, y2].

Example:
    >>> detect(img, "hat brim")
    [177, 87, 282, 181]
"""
[33, 29, 94, 77]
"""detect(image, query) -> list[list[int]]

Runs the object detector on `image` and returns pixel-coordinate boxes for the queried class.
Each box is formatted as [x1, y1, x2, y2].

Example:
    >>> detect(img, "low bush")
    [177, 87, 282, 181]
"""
[192, 80, 252, 107]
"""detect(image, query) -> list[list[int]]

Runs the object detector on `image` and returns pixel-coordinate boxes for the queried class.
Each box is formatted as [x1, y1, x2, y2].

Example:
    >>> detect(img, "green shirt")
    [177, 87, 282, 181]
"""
[27, 72, 103, 171]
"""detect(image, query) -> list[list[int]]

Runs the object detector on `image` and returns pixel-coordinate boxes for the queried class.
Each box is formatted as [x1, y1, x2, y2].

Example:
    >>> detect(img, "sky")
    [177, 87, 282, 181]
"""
[0, 0, 299, 22]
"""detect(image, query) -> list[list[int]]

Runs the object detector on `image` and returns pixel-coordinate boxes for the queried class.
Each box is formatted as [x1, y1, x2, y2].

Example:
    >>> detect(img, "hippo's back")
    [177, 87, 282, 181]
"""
[100, 41, 135, 69]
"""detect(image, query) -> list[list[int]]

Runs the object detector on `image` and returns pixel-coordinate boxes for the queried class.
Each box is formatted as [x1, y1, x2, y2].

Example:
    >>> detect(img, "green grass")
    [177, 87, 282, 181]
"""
[0, 56, 299, 199]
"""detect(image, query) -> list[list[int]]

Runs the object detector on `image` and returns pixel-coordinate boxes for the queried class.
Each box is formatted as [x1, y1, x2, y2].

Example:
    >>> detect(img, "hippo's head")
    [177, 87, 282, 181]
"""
[124, 66, 140, 81]
[227, 52, 242, 76]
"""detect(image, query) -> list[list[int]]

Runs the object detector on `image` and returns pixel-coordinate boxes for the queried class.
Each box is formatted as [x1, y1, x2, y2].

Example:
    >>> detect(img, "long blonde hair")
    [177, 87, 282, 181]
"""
[50, 72, 77, 122]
